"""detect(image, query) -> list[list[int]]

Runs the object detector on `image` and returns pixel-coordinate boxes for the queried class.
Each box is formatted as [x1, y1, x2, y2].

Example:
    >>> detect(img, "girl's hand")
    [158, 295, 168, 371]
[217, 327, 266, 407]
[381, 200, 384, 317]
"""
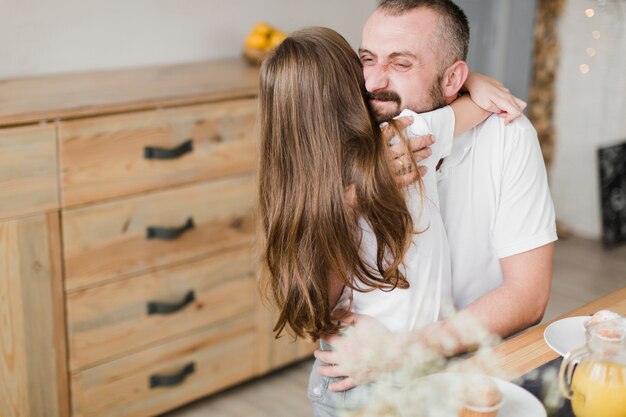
[464, 71, 527, 125]
[315, 312, 386, 391]
[382, 117, 432, 186]
[316, 311, 403, 392]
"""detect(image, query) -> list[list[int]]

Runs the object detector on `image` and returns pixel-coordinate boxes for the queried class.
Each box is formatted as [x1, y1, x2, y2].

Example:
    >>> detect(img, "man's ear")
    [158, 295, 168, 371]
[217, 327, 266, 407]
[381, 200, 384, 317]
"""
[441, 61, 469, 99]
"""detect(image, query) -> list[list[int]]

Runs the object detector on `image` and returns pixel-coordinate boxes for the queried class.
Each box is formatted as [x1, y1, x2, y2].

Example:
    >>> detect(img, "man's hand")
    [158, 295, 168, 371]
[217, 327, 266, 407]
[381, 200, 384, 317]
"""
[382, 117, 433, 187]
[315, 312, 395, 392]
[464, 72, 527, 125]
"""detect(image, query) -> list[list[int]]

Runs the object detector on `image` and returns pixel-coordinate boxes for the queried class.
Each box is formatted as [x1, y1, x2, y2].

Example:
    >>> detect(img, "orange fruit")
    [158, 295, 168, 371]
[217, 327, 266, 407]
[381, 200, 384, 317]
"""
[245, 33, 268, 50]
[268, 31, 287, 49]
[252, 22, 273, 37]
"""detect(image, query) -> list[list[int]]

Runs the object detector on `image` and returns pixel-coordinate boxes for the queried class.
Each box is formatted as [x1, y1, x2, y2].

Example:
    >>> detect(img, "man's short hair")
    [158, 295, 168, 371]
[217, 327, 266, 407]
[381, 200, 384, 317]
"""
[378, 0, 470, 69]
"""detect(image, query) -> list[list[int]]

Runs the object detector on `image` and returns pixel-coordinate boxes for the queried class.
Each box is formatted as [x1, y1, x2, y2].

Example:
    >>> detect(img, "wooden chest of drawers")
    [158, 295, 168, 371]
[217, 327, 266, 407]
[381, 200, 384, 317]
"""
[0, 59, 315, 417]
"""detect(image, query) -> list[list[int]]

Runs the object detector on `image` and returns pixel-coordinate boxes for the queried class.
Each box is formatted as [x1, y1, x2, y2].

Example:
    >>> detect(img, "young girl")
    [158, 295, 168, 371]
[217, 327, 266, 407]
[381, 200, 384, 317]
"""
[258, 27, 510, 416]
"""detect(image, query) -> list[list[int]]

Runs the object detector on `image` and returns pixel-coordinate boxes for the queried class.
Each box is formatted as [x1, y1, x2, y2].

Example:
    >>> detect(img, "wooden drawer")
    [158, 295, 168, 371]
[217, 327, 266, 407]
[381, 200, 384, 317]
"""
[0, 124, 58, 220]
[62, 175, 255, 291]
[66, 247, 257, 371]
[59, 99, 257, 207]
[70, 313, 257, 417]
[257, 304, 317, 374]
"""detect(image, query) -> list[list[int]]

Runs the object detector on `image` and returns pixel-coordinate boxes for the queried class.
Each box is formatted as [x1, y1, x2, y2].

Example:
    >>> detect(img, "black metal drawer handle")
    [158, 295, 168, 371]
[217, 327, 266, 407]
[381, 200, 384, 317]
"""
[146, 217, 194, 240]
[144, 139, 193, 160]
[149, 362, 195, 389]
[147, 290, 195, 315]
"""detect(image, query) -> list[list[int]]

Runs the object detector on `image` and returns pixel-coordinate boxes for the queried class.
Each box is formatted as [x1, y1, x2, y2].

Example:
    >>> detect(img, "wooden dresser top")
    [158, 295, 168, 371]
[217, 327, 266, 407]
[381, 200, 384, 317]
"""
[0, 58, 260, 127]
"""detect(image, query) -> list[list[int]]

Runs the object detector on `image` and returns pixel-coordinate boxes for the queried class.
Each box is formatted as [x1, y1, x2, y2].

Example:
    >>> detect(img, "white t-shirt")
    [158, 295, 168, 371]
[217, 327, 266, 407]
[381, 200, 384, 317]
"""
[437, 114, 557, 309]
[336, 107, 456, 332]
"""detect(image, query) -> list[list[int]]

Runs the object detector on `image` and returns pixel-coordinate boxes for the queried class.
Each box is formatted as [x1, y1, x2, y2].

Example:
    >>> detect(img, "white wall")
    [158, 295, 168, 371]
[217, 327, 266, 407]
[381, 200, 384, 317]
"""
[551, 0, 626, 239]
[0, 0, 378, 79]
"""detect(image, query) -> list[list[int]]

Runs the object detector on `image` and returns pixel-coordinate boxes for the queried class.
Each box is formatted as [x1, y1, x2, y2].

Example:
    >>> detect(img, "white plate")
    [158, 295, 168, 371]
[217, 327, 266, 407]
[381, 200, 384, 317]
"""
[543, 316, 589, 356]
[493, 377, 547, 417]
[421, 374, 546, 417]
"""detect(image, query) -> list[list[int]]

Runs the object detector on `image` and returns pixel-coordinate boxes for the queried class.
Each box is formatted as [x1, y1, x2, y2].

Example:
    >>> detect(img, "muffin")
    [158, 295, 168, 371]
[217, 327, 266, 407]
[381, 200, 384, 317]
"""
[584, 310, 623, 341]
[585, 310, 621, 329]
[458, 375, 503, 417]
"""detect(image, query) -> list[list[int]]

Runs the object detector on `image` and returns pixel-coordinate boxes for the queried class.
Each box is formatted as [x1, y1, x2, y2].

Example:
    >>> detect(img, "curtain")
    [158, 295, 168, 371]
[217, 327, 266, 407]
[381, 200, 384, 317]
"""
[529, 0, 567, 170]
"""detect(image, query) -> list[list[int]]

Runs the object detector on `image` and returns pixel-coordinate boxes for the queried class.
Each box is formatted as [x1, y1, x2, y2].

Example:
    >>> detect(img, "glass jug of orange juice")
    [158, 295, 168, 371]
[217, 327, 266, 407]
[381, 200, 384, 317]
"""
[559, 317, 626, 417]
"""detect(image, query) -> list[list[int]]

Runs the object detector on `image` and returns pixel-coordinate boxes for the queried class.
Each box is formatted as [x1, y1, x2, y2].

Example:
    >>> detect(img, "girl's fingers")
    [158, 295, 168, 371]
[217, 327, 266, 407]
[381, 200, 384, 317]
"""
[382, 117, 414, 142]
[317, 364, 348, 378]
[515, 97, 528, 111]
[412, 147, 433, 163]
[389, 141, 408, 159]
[408, 134, 435, 152]
[381, 122, 394, 140]
[396, 171, 419, 187]
[394, 154, 412, 169]
[329, 376, 358, 392]
[395, 116, 413, 129]
[395, 165, 427, 187]
[313, 349, 338, 365]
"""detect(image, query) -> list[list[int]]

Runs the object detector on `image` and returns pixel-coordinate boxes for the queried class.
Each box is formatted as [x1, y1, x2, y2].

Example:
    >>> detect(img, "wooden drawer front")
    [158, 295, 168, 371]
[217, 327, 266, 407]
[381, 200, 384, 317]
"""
[63, 176, 255, 291]
[66, 247, 256, 370]
[70, 313, 257, 417]
[0, 125, 58, 220]
[59, 98, 257, 207]
[256, 304, 317, 374]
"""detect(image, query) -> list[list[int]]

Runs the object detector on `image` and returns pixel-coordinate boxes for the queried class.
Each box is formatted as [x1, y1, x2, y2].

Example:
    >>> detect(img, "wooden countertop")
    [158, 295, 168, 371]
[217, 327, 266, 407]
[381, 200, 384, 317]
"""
[495, 286, 626, 379]
[0, 58, 260, 127]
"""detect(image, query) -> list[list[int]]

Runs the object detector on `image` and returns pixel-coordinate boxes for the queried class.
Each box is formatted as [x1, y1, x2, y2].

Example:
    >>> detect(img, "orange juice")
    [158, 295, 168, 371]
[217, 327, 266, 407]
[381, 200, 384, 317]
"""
[570, 361, 626, 417]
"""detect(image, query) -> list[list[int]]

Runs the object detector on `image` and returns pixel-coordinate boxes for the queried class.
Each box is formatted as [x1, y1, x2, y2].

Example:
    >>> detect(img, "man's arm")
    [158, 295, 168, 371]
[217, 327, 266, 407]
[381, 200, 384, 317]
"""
[316, 245, 553, 392]
[456, 116, 556, 341]
[464, 243, 554, 338]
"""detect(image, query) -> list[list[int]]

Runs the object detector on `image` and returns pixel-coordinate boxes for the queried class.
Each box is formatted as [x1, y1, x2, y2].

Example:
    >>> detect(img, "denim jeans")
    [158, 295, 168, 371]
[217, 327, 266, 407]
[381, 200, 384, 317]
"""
[307, 341, 373, 417]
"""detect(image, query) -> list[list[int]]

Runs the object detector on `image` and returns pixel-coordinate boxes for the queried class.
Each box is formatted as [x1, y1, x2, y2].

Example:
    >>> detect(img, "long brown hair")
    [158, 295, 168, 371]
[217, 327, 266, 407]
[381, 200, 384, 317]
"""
[258, 27, 415, 341]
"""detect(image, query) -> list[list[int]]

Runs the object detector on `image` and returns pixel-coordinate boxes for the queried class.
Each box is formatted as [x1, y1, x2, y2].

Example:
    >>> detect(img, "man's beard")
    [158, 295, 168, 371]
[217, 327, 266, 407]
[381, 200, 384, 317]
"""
[368, 76, 447, 123]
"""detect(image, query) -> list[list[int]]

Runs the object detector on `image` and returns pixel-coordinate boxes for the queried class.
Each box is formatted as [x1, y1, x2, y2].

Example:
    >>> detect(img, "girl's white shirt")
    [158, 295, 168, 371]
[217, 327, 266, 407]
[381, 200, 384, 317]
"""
[335, 107, 456, 332]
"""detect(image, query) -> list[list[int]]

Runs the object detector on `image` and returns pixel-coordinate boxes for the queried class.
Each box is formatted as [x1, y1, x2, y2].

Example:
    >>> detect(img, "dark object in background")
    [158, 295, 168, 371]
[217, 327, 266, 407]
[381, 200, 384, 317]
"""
[516, 357, 574, 417]
[598, 141, 626, 247]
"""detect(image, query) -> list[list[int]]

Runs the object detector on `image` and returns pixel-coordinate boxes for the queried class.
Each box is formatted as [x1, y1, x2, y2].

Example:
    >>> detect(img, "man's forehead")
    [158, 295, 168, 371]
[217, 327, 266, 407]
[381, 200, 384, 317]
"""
[361, 8, 438, 56]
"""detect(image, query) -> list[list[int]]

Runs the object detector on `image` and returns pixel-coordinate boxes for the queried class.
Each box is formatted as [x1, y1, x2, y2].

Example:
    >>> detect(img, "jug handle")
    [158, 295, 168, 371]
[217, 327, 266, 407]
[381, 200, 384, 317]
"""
[559, 345, 588, 399]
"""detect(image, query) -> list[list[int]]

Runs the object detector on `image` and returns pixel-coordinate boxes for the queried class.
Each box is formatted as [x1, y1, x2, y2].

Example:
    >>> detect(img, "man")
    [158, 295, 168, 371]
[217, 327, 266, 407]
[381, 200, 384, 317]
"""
[315, 0, 557, 391]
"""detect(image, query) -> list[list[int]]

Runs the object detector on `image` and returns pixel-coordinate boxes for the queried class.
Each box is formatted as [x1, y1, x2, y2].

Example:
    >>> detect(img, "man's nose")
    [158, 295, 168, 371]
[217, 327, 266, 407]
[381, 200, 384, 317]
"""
[364, 65, 388, 93]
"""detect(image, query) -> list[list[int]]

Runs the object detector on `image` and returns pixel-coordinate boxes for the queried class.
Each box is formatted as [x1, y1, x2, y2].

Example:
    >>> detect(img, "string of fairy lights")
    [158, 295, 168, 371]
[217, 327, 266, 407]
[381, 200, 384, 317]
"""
[579, 0, 625, 74]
